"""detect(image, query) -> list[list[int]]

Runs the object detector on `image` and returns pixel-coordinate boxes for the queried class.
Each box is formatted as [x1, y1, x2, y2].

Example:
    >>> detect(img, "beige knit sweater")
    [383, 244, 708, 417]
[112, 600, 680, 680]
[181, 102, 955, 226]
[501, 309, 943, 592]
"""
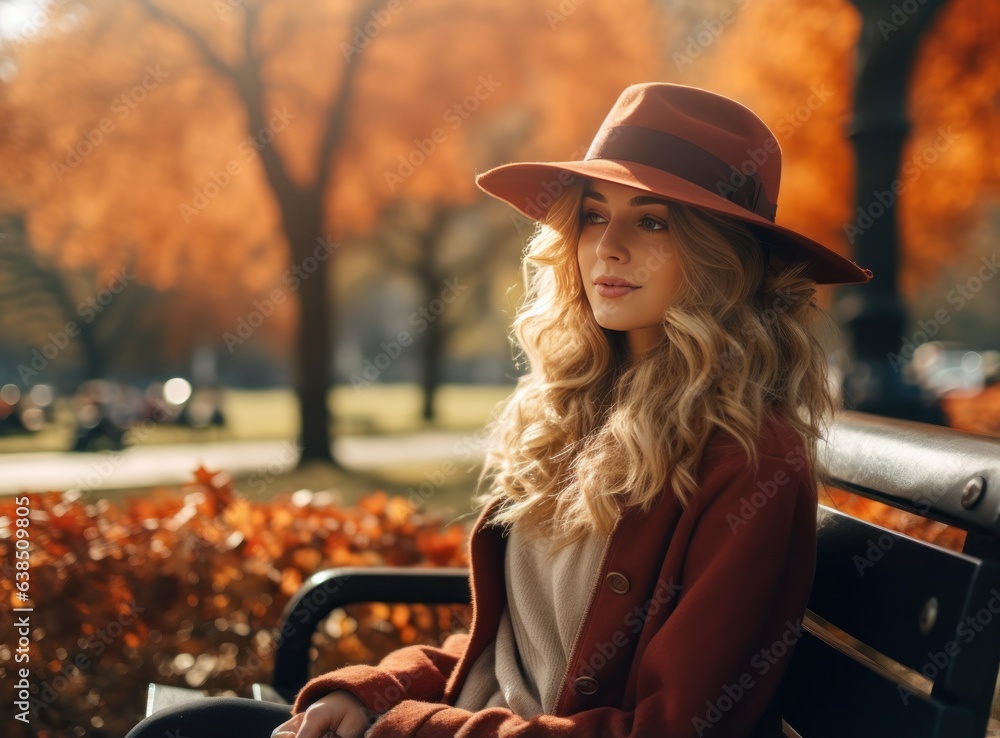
[453, 520, 609, 717]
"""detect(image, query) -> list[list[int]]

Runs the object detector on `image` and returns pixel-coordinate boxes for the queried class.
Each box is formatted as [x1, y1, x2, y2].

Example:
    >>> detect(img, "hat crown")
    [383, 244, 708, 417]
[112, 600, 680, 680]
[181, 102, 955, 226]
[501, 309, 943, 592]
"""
[586, 83, 782, 208]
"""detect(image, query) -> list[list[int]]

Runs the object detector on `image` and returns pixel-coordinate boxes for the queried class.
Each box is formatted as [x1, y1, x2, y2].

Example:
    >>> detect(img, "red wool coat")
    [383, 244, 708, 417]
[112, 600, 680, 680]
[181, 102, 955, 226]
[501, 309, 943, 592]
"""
[294, 418, 818, 737]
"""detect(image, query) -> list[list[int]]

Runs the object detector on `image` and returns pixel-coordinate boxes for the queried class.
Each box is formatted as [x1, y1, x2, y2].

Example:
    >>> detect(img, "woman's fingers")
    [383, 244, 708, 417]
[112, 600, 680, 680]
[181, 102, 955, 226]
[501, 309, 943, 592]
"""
[270, 711, 304, 738]
[295, 706, 344, 738]
[271, 708, 342, 738]
[270, 692, 371, 738]
[334, 703, 374, 738]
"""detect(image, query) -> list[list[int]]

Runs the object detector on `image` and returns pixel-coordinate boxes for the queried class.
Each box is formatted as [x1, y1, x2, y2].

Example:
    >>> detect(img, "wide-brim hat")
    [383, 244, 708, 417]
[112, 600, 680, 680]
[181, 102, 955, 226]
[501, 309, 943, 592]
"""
[475, 83, 873, 286]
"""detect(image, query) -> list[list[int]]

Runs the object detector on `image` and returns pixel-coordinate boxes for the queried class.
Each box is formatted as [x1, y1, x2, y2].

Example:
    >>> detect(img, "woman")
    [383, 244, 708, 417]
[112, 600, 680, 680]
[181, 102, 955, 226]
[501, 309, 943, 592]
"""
[128, 82, 872, 738]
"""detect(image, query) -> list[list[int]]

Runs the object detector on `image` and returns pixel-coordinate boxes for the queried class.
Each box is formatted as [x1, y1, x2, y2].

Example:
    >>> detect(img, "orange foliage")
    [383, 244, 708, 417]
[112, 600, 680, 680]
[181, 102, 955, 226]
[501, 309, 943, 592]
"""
[684, 0, 1000, 299]
[0, 0, 662, 350]
[0, 469, 470, 737]
[820, 486, 967, 552]
[941, 382, 1000, 438]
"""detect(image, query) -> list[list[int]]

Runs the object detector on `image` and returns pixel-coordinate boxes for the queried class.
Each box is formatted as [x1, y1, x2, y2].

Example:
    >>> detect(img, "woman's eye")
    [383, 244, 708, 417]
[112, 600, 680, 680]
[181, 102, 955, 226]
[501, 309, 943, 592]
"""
[640, 216, 666, 231]
[582, 210, 607, 226]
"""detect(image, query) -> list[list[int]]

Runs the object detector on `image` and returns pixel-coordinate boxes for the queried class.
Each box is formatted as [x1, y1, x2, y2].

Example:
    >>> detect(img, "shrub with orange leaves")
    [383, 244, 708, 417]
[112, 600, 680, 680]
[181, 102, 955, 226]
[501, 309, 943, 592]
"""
[0, 468, 470, 738]
[819, 487, 967, 553]
[942, 382, 1000, 439]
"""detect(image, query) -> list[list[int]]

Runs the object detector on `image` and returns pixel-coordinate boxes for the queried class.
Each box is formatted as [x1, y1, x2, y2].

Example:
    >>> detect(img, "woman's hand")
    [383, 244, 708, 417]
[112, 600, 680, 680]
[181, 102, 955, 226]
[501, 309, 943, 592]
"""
[271, 690, 374, 738]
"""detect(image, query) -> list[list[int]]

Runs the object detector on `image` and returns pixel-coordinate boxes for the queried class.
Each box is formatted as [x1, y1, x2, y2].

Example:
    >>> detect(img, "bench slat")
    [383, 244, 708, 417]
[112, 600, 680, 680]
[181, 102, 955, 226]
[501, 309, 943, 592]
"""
[809, 506, 985, 673]
[782, 630, 976, 738]
[807, 506, 1000, 736]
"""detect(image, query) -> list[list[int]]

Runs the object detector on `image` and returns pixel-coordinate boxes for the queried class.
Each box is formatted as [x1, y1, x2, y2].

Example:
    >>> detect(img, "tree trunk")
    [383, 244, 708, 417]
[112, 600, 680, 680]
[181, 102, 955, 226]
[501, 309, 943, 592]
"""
[285, 192, 336, 464]
[839, 0, 948, 425]
[1, 216, 105, 382]
[140, 0, 381, 466]
[420, 305, 443, 422]
[416, 210, 451, 422]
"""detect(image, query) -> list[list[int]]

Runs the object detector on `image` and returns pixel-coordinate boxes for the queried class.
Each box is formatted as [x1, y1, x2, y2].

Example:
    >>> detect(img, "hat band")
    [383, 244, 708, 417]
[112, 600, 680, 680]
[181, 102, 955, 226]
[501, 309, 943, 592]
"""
[585, 125, 777, 222]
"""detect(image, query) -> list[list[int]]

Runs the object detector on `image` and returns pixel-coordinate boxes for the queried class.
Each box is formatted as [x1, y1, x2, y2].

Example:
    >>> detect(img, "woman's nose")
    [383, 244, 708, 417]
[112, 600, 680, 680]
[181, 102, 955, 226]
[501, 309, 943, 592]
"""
[595, 221, 630, 263]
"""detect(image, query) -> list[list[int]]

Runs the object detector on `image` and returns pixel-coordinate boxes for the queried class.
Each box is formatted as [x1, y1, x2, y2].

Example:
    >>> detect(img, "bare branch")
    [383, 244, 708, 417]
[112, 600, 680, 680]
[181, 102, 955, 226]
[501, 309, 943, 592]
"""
[138, 0, 237, 84]
[231, 2, 299, 202]
[314, 0, 385, 195]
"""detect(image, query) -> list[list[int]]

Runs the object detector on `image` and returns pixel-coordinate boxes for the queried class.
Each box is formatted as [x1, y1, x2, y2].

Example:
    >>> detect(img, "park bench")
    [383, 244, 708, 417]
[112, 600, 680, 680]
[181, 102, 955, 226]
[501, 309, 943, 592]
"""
[147, 410, 1000, 737]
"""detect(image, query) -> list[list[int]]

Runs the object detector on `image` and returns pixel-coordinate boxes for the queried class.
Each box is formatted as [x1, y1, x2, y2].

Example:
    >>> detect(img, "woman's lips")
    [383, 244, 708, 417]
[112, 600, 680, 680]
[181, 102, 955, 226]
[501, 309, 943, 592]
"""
[594, 275, 640, 298]
[595, 283, 640, 298]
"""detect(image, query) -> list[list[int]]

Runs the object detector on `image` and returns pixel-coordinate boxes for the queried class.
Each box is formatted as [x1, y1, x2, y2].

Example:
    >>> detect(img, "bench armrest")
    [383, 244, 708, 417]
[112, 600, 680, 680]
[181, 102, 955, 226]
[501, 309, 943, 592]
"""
[821, 411, 1000, 542]
[271, 566, 471, 702]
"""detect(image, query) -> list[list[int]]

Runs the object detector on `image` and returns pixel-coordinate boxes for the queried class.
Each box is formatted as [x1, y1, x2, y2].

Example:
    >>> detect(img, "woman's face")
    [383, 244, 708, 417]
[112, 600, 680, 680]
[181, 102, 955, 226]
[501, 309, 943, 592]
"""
[577, 179, 685, 357]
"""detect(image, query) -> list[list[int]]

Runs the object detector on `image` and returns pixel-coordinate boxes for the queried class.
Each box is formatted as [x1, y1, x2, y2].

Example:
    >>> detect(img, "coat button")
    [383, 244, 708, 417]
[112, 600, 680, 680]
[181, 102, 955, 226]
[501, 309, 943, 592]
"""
[574, 676, 599, 695]
[606, 571, 630, 594]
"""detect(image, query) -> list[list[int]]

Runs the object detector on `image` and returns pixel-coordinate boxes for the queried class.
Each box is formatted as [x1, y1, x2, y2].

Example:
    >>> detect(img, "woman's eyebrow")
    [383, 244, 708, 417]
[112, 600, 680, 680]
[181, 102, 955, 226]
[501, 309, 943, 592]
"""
[581, 191, 670, 209]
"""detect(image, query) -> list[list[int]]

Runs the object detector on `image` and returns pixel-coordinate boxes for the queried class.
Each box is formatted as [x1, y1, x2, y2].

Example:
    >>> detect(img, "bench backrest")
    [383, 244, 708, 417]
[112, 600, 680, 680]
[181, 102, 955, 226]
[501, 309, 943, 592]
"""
[271, 411, 1000, 735]
[782, 411, 1000, 738]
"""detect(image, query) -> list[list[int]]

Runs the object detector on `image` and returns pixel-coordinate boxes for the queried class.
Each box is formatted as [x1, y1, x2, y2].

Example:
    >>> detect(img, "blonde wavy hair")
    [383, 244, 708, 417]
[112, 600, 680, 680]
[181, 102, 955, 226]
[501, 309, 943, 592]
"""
[476, 178, 839, 547]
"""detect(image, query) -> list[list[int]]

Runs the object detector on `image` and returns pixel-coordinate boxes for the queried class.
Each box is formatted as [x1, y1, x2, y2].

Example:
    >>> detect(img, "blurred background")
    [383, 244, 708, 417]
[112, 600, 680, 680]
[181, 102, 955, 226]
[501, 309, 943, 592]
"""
[0, 1, 998, 734]
[0, 0, 998, 509]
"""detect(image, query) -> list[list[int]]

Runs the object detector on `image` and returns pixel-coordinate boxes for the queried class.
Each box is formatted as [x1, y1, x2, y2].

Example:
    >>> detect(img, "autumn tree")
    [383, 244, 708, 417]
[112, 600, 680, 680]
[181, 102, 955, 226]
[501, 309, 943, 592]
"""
[347, 196, 523, 420]
[0, 213, 160, 390]
[675, 0, 999, 300]
[0, 0, 663, 462]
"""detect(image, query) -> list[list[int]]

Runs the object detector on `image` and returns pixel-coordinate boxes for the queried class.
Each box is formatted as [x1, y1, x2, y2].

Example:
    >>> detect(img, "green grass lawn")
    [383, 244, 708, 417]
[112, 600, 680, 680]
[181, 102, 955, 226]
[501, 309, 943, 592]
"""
[224, 383, 515, 438]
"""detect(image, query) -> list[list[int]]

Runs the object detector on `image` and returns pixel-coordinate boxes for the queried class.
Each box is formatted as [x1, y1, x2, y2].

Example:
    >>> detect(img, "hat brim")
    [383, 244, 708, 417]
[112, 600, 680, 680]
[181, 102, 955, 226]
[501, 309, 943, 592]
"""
[476, 158, 873, 286]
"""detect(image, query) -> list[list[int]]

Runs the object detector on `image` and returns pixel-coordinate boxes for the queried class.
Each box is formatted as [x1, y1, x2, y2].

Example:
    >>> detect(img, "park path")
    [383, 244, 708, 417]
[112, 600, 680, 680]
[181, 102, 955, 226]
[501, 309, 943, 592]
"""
[0, 431, 474, 495]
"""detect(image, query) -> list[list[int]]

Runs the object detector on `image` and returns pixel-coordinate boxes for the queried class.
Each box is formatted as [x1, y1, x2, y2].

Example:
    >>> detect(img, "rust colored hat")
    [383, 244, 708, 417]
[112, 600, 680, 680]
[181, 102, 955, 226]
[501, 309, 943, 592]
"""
[475, 82, 873, 286]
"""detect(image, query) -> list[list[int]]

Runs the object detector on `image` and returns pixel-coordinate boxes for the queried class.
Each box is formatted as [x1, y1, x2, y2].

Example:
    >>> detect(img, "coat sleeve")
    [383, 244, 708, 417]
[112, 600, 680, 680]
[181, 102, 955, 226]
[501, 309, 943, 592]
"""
[292, 632, 470, 716]
[354, 448, 817, 738]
